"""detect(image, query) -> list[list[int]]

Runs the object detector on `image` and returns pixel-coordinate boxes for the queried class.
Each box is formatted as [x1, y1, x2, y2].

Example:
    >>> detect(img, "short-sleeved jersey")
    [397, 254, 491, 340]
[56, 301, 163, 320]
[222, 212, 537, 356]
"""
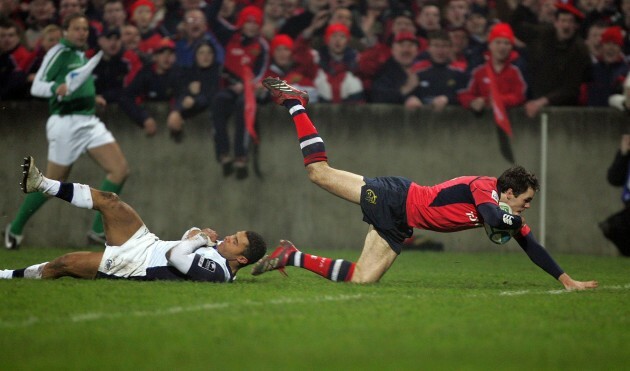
[406, 175, 530, 236]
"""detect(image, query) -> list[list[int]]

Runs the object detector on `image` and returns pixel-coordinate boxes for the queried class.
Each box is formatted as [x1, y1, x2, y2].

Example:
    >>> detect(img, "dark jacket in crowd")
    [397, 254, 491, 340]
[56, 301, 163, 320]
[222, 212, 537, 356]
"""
[118, 64, 181, 126]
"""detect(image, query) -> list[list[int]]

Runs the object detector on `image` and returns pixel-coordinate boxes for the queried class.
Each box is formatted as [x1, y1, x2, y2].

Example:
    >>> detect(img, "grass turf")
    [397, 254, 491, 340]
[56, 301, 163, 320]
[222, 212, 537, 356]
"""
[1, 248, 628, 370]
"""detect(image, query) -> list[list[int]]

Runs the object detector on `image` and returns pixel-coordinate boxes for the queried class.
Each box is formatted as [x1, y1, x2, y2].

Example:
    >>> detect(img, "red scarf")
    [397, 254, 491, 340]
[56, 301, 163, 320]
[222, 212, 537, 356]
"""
[485, 63, 512, 137]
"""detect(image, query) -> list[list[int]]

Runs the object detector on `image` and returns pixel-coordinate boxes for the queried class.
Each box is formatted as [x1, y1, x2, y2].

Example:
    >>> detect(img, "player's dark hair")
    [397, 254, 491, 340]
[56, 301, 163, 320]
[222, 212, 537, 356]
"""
[242, 231, 267, 267]
[497, 165, 540, 196]
[63, 13, 88, 30]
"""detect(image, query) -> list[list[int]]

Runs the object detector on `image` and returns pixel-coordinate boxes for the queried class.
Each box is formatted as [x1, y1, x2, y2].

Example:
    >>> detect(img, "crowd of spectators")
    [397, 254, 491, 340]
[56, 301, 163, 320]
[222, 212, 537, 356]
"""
[2, 0, 630, 173]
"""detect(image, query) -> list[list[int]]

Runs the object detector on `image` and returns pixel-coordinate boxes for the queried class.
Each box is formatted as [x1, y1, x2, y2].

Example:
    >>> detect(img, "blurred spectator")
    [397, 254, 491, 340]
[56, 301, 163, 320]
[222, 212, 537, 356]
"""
[283, 0, 303, 19]
[85, 0, 106, 22]
[279, 0, 330, 39]
[210, 4, 270, 179]
[443, 0, 470, 29]
[0, 0, 25, 30]
[168, 41, 221, 141]
[415, 1, 441, 52]
[118, 38, 182, 137]
[579, 0, 620, 36]
[302, 5, 365, 50]
[329, 6, 366, 50]
[587, 26, 629, 106]
[370, 31, 421, 106]
[263, 33, 319, 101]
[599, 134, 630, 257]
[465, 7, 490, 70]
[24, 0, 57, 50]
[609, 70, 630, 110]
[538, 0, 560, 25]
[384, 10, 417, 46]
[101, 0, 128, 32]
[448, 26, 470, 71]
[313, 23, 364, 103]
[584, 20, 607, 62]
[93, 28, 142, 104]
[175, 8, 224, 67]
[510, 1, 591, 118]
[27, 24, 62, 85]
[130, 0, 167, 59]
[120, 23, 142, 54]
[149, 0, 168, 31]
[354, 9, 418, 90]
[261, 0, 287, 40]
[458, 23, 527, 115]
[617, 0, 630, 59]
[358, 0, 391, 47]
[0, 18, 34, 100]
[410, 29, 468, 112]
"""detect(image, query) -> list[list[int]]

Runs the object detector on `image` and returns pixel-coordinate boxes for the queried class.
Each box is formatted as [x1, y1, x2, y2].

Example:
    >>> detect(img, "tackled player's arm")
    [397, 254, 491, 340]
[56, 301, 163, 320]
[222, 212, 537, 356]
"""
[165, 233, 209, 274]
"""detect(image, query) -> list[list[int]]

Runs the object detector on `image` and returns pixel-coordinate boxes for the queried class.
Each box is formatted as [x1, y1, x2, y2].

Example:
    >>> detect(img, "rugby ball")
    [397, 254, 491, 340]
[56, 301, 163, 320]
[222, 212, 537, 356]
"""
[484, 202, 515, 245]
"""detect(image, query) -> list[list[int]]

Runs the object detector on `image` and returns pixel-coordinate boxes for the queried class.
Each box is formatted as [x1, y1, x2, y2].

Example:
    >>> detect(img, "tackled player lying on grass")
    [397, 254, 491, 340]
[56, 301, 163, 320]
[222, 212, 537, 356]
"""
[0, 156, 266, 282]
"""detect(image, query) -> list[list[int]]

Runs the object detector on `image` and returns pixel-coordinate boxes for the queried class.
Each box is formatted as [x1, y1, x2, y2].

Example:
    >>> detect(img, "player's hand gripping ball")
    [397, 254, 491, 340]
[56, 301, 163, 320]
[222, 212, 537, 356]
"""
[484, 202, 516, 245]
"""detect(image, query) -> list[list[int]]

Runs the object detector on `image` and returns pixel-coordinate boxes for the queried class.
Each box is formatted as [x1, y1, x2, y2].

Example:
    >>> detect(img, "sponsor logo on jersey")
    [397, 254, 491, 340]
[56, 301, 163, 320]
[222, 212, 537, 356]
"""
[466, 211, 478, 222]
[491, 190, 499, 202]
[502, 214, 514, 225]
[365, 189, 377, 204]
[198, 258, 216, 272]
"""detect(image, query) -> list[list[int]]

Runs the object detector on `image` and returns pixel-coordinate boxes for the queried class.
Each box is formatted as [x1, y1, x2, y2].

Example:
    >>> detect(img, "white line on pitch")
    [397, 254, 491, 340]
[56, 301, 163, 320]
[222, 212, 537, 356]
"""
[0, 294, 366, 329]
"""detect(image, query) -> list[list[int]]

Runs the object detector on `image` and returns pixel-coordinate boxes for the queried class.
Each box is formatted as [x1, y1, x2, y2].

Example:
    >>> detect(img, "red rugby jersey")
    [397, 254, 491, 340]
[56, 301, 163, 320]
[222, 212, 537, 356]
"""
[405, 176, 530, 236]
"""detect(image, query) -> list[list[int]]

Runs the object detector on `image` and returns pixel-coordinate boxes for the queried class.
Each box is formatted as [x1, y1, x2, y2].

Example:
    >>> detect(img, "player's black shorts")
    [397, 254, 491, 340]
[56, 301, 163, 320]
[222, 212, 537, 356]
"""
[360, 176, 413, 254]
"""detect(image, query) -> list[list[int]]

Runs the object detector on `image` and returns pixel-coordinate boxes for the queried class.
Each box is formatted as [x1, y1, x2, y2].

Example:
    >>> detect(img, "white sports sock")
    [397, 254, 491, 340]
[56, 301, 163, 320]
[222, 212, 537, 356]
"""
[0, 269, 14, 279]
[23, 262, 48, 279]
[71, 183, 94, 209]
[39, 177, 60, 195]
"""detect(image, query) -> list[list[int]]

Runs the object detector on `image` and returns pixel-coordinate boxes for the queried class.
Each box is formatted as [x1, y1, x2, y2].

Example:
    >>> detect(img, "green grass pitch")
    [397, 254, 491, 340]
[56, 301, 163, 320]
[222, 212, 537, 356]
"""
[1, 247, 628, 370]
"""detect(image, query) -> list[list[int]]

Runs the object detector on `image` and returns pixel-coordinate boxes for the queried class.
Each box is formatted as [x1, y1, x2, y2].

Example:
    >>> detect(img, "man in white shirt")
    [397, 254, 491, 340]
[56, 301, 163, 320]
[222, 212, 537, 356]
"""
[0, 156, 267, 283]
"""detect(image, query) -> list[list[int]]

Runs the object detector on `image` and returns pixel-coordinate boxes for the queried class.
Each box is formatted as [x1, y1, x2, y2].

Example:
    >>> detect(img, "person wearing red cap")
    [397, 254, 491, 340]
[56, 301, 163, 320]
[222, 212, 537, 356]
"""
[371, 31, 422, 105]
[312, 23, 364, 103]
[206, 1, 270, 179]
[118, 37, 183, 139]
[458, 23, 527, 117]
[586, 26, 629, 106]
[264, 34, 319, 102]
[510, 0, 591, 118]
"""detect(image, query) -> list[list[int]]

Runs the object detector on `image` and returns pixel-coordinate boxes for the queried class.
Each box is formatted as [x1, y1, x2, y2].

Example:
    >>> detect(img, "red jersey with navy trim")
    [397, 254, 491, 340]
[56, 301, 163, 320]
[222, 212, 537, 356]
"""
[405, 176, 530, 237]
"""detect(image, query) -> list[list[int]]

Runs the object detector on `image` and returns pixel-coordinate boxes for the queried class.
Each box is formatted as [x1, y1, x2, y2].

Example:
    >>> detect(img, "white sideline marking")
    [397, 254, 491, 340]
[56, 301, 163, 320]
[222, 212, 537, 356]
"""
[0, 294, 365, 329]
[498, 283, 630, 297]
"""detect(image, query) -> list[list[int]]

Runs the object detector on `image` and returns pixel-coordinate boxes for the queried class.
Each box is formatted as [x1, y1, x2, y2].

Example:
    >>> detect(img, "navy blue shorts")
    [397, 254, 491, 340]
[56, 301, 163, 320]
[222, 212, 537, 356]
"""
[360, 176, 413, 254]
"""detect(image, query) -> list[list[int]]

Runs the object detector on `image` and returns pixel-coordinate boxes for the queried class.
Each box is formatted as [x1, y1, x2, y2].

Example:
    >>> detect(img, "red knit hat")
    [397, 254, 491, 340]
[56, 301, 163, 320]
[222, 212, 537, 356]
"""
[236, 6, 263, 28]
[271, 34, 294, 54]
[601, 26, 624, 47]
[324, 23, 350, 44]
[488, 23, 515, 45]
[129, 0, 155, 16]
